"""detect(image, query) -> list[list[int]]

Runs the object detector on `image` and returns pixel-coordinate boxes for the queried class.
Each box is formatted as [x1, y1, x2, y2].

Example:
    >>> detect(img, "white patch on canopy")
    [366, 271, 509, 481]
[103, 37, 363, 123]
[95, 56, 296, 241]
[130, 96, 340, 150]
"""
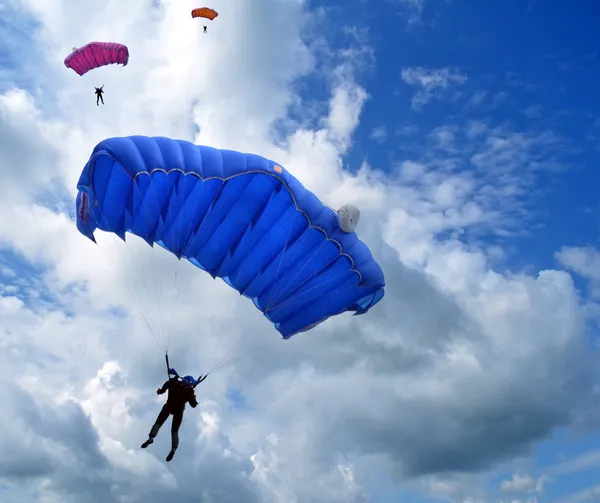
[337, 204, 360, 233]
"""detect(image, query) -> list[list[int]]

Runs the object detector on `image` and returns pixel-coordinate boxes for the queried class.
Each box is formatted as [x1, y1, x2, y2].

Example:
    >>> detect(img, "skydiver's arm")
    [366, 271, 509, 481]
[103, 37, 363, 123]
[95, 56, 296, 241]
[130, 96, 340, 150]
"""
[189, 391, 198, 408]
[157, 380, 170, 394]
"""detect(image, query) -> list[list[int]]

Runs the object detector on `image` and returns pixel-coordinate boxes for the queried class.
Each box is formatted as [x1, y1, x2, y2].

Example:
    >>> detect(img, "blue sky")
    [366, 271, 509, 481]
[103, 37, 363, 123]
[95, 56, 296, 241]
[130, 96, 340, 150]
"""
[348, 1, 600, 270]
[1, 0, 600, 502]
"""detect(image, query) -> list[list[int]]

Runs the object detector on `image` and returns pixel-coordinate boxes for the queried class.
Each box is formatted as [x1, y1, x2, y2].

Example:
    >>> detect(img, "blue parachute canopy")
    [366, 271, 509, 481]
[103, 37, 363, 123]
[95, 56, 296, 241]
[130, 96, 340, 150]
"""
[75, 136, 385, 338]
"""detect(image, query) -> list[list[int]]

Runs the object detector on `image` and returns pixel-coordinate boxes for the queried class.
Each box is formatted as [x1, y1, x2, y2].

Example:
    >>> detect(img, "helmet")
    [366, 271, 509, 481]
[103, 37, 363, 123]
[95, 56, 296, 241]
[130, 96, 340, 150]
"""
[182, 375, 197, 387]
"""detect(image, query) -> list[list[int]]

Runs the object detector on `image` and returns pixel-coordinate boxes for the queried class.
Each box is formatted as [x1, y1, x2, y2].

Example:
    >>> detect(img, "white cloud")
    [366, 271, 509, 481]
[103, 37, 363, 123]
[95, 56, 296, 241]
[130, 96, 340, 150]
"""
[401, 66, 467, 110]
[468, 91, 487, 106]
[557, 246, 600, 293]
[500, 473, 544, 493]
[370, 125, 387, 143]
[396, 0, 427, 25]
[547, 449, 600, 476]
[524, 105, 543, 119]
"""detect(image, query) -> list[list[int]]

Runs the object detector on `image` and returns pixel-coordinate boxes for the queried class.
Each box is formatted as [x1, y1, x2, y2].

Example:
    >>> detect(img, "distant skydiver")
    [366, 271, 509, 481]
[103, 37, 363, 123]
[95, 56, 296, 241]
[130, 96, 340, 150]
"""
[191, 8, 218, 32]
[94, 85, 104, 106]
[141, 369, 207, 462]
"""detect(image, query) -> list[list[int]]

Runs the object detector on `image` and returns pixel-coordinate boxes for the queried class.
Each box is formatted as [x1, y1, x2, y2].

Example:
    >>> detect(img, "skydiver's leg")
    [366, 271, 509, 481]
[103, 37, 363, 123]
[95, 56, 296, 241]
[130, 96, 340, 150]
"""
[150, 405, 170, 437]
[166, 410, 183, 462]
[170, 411, 183, 450]
[96, 95, 99, 106]
[100, 94, 104, 105]
[141, 405, 170, 448]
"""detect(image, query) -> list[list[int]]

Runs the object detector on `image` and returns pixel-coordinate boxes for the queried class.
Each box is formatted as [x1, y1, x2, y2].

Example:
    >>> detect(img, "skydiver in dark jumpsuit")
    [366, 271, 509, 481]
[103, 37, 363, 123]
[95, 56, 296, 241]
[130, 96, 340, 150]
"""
[141, 374, 207, 462]
[203, 25, 207, 33]
[94, 85, 104, 106]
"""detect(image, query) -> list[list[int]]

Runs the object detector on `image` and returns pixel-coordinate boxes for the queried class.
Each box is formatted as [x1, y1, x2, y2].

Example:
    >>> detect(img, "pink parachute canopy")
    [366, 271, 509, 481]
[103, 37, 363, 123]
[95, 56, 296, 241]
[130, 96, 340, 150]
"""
[64, 42, 129, 76]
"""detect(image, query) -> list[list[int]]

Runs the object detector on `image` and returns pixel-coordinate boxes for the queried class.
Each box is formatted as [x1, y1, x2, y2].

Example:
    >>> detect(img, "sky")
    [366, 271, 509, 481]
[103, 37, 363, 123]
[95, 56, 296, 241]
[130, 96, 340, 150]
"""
[1, 0, 600, 502]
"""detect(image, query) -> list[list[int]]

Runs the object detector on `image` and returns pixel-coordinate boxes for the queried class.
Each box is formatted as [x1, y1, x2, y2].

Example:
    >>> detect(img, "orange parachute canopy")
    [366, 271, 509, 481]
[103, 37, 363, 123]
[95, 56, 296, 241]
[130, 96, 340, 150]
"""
[191, 7, 218, 21]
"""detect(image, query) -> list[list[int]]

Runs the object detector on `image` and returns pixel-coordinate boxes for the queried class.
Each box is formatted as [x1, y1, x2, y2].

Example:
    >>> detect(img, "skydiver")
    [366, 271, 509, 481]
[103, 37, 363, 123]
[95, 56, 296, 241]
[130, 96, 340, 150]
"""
[203, 25, 207, 33]
[141, 371, 208, 462]
[94, 85, 104, 106]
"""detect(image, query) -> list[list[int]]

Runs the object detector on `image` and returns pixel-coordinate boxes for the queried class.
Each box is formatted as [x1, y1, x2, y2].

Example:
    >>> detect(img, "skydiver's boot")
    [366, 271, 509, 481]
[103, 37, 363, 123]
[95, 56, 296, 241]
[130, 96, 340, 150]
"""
[141, 426, 159, 449]
[166, 448, 176, 462]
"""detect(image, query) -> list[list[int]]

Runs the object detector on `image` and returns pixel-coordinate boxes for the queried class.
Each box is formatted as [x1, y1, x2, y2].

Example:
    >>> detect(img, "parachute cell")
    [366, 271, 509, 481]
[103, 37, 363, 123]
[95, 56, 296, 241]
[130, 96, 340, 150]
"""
[75, 136, 385, 338]
[64, 42, 129, 76]
[191, 7, 218, 20]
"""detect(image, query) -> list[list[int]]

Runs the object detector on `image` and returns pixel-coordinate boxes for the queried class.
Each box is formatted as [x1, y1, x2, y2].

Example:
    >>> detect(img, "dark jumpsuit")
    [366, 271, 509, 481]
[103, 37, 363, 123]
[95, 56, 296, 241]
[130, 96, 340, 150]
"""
[95, 87, 104, 105]
[149, 377, 198, 451]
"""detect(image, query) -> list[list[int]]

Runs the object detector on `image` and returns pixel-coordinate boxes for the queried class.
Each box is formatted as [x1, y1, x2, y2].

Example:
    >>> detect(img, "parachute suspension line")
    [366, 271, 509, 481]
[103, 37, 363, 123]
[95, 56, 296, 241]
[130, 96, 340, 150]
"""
[206, 201, 311, 373]
[101, 186, 164, 347]
[200, 205, 300, 374]
[210, 341, 270, 374]
[89, 216, 164, 353]
[206, 295, 280, 376]
[207, 309, 236, 370]
[207, 325, 253, 375]
[102, 180, 165, 347]
[166, 178, 196, 351]
[204, 310, 218, 367]
[204, 195, 289, 373]
[165, 169, 224, 351]
[207, 311, 218, 359]
[91, 176, 173, 352]
[206, 311, 270, 376]
[115, 185, 165, 349]
[128, 175, 183, 353]
[157, 176, 238, 369]
[167, 223, 193, 346]
[106, 232, 163, 343]
[134, 174, 180, 351]
[169, 265, 190, 353]
[266, 237, 330, 312]
[97, 246, 162, 350]
[174, 179, 230, 362]
[140, 180, 171, 351]
[166, 267, 179, 354]
[164, 182, 195, 353]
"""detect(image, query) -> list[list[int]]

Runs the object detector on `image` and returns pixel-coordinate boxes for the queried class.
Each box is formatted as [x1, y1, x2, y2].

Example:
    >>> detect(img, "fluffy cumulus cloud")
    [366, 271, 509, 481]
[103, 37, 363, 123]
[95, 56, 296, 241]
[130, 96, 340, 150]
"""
[1, 1, 599, 502]
[557, 247, 600, 296]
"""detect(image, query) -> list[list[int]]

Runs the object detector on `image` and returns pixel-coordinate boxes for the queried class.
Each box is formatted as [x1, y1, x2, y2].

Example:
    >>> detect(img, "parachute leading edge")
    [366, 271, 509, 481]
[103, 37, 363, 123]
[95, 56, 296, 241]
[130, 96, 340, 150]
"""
[75, 136, 385, 338]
